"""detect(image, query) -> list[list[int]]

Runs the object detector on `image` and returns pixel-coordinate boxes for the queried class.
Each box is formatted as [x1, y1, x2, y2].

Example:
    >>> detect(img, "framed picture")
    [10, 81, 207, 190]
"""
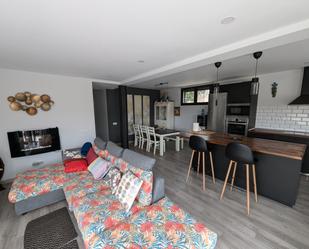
[174, 107, 180, 116]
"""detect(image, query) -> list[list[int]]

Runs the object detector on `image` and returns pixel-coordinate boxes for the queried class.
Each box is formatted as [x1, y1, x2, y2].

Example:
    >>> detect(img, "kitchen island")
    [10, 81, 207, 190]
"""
[248, 128, 309, 175]
[182, 130, 307, 206]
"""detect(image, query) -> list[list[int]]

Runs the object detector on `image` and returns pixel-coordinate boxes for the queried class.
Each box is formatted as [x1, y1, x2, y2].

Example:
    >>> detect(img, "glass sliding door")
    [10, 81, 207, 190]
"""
[134, 95, 143, 125]
[143, 95, 150, 126]
[127, 94, 134, 135]
[127, 94, 151, 140]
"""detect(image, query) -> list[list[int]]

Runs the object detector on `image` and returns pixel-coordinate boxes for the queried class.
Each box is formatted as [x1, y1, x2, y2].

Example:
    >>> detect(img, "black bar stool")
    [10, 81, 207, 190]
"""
[220, 142, 257, 215]
[186, 135, 216, 191]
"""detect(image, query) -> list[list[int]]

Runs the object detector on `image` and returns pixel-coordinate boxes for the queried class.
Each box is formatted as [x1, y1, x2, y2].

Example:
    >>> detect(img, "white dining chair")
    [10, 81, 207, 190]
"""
[139, 125, 148, 150]
[133, 124, 142, 147]
[147, 126, 165, 155]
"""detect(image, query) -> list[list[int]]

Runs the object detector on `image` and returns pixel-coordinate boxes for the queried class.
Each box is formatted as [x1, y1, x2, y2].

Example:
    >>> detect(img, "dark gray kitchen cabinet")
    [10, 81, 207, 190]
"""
[220, 81, 251, 104]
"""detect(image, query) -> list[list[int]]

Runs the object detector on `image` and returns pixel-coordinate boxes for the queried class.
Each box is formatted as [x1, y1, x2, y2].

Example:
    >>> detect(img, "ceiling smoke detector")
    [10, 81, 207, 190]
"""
[221, 16, 236, 25]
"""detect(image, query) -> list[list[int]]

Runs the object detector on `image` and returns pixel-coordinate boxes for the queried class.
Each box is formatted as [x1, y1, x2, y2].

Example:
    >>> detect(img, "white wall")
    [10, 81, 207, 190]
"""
[0, 69, 96, 180]
[161, 88, 207, 131]
[257, 69, 303, 106]
[255, 69, 309, 132]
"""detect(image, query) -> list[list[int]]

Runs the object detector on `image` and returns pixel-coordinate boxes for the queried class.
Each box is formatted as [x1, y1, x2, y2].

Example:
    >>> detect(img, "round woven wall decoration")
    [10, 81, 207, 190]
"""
[7, 92, 54, 116]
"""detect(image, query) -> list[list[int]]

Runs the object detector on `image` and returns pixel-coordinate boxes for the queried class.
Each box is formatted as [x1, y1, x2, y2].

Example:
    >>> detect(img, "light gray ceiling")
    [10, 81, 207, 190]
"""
[0, 0, 309, 85]
[132, 39, 309, 89]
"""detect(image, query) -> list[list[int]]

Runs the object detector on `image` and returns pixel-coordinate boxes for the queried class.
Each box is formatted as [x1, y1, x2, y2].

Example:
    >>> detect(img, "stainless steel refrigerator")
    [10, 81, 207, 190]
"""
[207, 92, 227, 132]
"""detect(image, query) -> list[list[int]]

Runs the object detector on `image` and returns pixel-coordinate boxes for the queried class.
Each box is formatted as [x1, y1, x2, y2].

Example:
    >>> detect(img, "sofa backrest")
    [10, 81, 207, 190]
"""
[121, 149, 156, 170]
[94, 137, 107, 150]
[106, 141, 124, 158]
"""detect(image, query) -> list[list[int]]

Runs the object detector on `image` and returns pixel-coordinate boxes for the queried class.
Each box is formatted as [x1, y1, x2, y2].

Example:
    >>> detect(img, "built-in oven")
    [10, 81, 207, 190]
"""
[225, 117, 249, 136]
[226, 103, 250, 116]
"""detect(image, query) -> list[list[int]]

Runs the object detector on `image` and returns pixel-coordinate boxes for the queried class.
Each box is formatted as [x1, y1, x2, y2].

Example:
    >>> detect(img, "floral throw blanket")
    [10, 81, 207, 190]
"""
[8, 164, 86, 203]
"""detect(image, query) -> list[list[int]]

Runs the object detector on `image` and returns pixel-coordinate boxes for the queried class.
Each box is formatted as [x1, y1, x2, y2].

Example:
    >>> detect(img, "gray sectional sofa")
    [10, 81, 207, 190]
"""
[13, 138, 165, 215]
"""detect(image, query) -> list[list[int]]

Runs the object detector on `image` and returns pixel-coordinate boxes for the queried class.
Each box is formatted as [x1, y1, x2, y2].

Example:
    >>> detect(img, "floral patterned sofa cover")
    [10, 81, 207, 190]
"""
[70, 190, 217, 249]
[8, 139, 218, 249]
[8, 163, 80, 203]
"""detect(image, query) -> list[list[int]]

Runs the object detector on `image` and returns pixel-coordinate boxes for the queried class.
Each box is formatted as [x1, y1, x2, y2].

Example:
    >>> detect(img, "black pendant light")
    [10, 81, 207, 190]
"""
[251, 51, 263, 95]
[214, 61, 222, 95]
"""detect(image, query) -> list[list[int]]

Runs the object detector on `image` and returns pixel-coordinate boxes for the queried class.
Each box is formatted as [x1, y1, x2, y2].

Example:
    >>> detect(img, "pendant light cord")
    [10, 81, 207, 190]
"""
[255, 58, 258, 78]
[217, 68, 219, 83]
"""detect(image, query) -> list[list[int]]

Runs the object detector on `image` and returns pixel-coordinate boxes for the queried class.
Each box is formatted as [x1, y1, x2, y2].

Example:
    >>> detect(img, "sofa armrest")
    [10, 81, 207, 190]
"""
[152, 174, 165, 204]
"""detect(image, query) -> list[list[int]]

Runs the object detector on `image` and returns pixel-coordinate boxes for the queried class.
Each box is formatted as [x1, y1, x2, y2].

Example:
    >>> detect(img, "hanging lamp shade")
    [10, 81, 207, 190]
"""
[251, 51, 263, 95]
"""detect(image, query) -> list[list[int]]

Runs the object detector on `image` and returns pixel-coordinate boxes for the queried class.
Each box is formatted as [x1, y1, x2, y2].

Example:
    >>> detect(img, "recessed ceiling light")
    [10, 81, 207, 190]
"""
[137, 60, 145, 63]
[221, 16, 236, 25]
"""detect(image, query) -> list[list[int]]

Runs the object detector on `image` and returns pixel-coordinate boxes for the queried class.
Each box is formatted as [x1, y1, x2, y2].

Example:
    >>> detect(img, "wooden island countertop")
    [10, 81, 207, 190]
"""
[182, 130, 307, 161]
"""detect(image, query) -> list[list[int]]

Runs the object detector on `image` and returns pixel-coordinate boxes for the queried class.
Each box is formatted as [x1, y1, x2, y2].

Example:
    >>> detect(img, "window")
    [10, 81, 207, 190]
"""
[181, 86, 210, 105]
[182, 89, 195, 104]
[197, 89, 210, 103]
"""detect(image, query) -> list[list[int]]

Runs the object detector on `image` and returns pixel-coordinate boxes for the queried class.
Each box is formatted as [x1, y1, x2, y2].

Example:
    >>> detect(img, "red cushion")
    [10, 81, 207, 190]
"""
[64, 159, 88, 173]
[86, 147, 98, 165]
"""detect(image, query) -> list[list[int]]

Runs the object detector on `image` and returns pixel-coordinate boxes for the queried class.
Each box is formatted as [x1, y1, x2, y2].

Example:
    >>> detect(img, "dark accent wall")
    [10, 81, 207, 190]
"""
[93, 89, 109, 141]
[106, 88, 121, 143]
[106, 87, 160, 146]
[119, 86, 128, 148]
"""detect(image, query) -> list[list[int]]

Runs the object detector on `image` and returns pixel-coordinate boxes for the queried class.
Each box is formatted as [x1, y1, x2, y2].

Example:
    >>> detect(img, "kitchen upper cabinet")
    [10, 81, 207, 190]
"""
[220, 82, 251, 104]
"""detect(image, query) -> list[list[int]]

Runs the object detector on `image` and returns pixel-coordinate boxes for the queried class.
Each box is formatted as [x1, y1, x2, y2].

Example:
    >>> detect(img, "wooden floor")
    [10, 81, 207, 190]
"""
[0, 186, 85, 249]
[132, 142, 309, 249]
[1, 142, 309, 249]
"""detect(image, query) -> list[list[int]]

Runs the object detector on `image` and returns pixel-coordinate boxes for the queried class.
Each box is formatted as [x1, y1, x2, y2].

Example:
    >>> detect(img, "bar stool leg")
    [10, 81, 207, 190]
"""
[197, 152, 201, 175]
[186, 150, 195, 183]
[230, 162, 237, 191]
[209, 151, 216, 184]
[220, 160, 233, 200]
[252, 164, 258, 203]
[202, 152, 206, 191]
[246, 164, 250, 215]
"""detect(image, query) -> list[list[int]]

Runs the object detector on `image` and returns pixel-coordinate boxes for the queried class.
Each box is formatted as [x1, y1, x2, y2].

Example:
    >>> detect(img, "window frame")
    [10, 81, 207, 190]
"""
[181, 86, 210, 105]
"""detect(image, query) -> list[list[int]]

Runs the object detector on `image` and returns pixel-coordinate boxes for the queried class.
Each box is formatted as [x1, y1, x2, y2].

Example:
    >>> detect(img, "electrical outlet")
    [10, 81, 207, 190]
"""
[32, 161, 44, 167]
[112, 122, 118, 126]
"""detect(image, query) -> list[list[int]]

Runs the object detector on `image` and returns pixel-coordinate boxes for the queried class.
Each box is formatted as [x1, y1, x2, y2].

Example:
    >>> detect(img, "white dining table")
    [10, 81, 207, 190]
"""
[155, 129, 181, 156]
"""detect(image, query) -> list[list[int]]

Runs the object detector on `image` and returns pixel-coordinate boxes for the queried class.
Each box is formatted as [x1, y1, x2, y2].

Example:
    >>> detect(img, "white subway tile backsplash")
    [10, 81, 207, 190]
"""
[293, 109, 303, 114]
[256, 105, 309, 132]
[298, 105, 309, 110]
[297, 114, 308, 117]
[291, 118, 301, 121]
[297, 121, 307, 125]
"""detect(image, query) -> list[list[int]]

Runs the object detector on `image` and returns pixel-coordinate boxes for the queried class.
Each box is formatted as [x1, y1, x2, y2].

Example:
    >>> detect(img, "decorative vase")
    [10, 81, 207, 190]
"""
[271, 82, 278, 98]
